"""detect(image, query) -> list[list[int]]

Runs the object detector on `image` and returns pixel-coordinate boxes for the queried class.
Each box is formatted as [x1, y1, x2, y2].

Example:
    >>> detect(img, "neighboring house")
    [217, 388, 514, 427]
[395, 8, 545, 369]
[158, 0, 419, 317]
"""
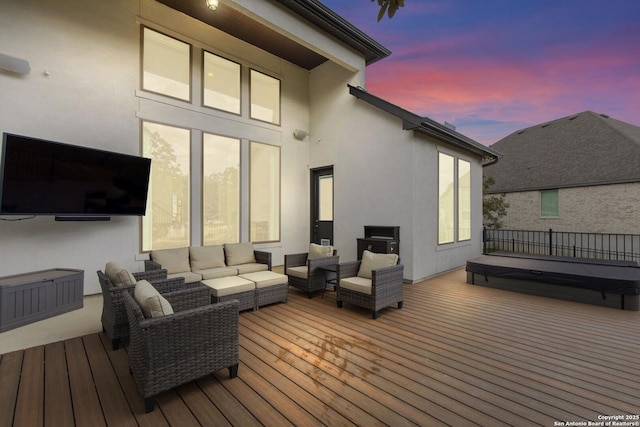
[484, 111, 640, 234]
[0, 0, 499, 293]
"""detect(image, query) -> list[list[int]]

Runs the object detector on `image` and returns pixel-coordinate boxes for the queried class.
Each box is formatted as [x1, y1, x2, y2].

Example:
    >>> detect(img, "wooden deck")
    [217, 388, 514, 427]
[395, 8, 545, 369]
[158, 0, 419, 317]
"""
[1, 268, 639, 426]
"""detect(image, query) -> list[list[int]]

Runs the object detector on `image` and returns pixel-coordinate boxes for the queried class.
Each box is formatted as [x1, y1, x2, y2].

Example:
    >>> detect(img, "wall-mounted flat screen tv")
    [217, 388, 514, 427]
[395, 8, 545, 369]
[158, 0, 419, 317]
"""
[0, 133, 151, 217]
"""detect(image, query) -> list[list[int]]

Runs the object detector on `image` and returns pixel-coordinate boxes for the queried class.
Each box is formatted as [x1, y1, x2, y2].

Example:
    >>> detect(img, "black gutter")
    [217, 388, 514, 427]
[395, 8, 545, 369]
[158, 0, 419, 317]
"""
[274, 0, 391, 65]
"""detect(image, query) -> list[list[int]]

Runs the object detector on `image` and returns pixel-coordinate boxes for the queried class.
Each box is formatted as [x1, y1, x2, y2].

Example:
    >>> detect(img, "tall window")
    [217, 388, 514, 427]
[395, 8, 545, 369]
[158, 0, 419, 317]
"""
[458, 159, 471, 241]
[202, 133, 240, 245]
[250, 69, 280, 125]
[439, 153, 472, 244]
[142, 121, 191, 251]
[438, 153, 455, 244]
[142, 27, 191, 101]
[250, 142, 280, 242]
[203, 52, 240, 114]
[541, 190, 559, 217]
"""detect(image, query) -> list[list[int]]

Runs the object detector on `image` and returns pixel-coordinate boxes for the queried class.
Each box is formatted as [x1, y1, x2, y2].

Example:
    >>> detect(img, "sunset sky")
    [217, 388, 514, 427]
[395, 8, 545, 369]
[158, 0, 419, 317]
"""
[319, 0, 640, 146]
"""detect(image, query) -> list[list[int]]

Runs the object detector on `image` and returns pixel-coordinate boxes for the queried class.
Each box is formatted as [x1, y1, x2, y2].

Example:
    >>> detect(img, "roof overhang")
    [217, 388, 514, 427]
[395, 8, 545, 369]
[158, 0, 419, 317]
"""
[348, 85, 502, 163]
[154, 0, 391, 70]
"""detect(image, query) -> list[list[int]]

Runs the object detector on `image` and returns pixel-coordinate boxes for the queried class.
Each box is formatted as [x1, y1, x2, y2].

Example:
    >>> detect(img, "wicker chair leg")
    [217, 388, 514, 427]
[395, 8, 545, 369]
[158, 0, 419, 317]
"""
[112, 339, 120, 351]
[398, 301, 404, 309]
[372, 311, 379, 319]
[229, 363, 239, 378]
[145, 397, 155, 413]
[337, 301, 342, 308]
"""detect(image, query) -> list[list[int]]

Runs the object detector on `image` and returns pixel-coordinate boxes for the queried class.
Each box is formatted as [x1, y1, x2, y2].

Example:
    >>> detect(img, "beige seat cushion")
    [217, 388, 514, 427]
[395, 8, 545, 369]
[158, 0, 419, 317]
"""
[167, 271, 202, 284]
[104, 261, 136, 286]
[286, 266, 308, 279]
[308, 243, 333, 260]
[224, 242, 256, 266]
[195, 267, 238, 280]
[202, 276, 255, 297]
[340, 276, 372, 295]
[190, 245, 226, 271]
[151, 247, 190, 275]
[239, 271, 288, 289]
[357, 250, 399, 279]
[134, 280, 174, 318]
[235, 263, 268, 275]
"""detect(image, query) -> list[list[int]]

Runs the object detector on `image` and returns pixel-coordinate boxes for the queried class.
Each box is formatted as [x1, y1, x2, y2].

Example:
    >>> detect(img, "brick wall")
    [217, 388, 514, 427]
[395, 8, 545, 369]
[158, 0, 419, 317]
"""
[495, 182, 640, 234]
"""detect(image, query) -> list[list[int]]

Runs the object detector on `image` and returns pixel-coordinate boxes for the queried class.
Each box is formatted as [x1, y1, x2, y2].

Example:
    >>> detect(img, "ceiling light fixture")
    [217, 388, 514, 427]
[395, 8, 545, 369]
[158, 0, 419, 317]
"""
[206, 0, 219, 11]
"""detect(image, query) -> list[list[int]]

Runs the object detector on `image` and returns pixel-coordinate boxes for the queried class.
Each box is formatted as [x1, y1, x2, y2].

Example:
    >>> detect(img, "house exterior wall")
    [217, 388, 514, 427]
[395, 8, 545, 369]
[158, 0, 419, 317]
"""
[500, 182, 640, 234]
[0, 0, 487, 292]
[0, 0, 336, 294]
[308, 63, 485, 282]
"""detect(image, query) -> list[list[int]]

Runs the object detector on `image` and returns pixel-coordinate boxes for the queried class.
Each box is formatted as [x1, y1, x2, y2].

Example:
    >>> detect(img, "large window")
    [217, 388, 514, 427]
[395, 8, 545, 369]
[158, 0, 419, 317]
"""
[458, 159, 471, 241]
[142, 27, 191, 101]
[541, 190, 559, 217]
[250, 69, 280, 125]
[439, 153, 472, 244]
[203, 133, 240, 245]
[250, 142, 280, 242]
[203, 52, 240, 114]
[142, 122, 191, 251]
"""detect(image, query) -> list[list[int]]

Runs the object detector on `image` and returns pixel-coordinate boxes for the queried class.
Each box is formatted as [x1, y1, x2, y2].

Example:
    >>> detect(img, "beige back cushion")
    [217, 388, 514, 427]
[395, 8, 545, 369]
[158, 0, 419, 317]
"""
[134, 280, 174, 318]
[190, 245, 226, 271]
[105, 261, 137, 287]
[151, 247, 190, 274]
[224, 242, 256, 266]
[357, 250, 399, 279]
[308, 243, 333, 260]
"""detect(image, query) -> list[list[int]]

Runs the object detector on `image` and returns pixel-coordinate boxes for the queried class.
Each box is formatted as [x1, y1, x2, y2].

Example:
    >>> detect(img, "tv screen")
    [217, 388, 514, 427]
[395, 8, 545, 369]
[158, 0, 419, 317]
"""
[0, 133, 151, 216]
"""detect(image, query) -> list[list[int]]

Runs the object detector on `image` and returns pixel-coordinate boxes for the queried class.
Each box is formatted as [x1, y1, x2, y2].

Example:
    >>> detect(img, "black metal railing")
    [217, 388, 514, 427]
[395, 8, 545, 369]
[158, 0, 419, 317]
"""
[483, 228, 640, 264]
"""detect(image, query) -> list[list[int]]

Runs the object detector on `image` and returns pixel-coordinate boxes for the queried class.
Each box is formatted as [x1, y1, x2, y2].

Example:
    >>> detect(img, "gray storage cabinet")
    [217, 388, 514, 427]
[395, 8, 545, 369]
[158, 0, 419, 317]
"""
[0, 268, 84, 332]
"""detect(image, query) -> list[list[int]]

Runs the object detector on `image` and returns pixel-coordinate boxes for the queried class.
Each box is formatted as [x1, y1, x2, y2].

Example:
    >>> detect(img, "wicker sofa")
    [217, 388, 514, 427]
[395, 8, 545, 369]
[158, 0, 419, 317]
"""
[123, 281, 239, 413]
[97, 262, 198, 350]
[144, 242, 272, 283]
[336, 250, 404, 319]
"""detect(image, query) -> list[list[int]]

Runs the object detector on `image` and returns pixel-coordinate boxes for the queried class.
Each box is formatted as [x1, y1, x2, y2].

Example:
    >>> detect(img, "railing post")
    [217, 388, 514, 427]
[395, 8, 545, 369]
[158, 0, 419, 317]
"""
[483, 227, 487, 253]
[549, 228, 553, 256]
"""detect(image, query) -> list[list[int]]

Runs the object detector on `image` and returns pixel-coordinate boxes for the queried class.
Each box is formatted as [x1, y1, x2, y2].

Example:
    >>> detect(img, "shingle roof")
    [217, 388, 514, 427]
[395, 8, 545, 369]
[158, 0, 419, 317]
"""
[484, 111, 640, 193]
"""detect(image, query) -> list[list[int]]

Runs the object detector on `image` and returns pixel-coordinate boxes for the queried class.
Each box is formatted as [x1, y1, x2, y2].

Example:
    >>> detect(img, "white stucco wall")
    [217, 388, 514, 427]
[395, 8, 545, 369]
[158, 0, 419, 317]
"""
[501, 183, 640, 234]
[308, 62, 485, 282]
[0, 0, 319, 293]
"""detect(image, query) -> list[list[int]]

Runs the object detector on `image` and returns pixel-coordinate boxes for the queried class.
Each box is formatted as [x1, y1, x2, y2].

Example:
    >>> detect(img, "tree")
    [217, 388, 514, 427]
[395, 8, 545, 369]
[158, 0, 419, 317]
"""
[372, 0, 405, 21]
[483, 176, 510, 229]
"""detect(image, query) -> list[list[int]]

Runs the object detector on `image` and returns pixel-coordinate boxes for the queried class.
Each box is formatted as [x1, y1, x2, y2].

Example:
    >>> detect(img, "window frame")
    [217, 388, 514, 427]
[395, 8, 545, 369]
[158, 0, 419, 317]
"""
[202, 50, 241, 115]
[249, 141, 281, 243]
[201, 132, 241, 245]
[249, 69, 281, 126]
[141, 120, 192, 252]
[438, 152, 472, 245]
[540, 189, 559, 218]
[141, 26, 192, 102]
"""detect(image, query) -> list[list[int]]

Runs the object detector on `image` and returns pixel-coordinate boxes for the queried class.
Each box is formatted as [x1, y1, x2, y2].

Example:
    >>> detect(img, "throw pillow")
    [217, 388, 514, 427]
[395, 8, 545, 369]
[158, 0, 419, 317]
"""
[308, 243, 333, 260]
[357, 250, 399, 279]
[104, 261, 137, 287]
[224, 242, 256, 266]
[134, 280, 174, 318]
[190, 245, 226, 270]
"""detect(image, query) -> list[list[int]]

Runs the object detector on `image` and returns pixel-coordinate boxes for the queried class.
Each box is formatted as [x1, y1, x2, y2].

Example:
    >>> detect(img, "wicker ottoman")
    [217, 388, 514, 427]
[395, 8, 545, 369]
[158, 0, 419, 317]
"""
[201, 276, 255, 311]
[239, 271, 288, 309]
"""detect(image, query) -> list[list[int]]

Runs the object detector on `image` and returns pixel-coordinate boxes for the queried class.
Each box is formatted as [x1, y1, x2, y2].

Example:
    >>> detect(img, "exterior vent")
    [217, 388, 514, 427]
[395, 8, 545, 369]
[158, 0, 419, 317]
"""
[600, 114, 610, 118]
[444, 122, 456, 131]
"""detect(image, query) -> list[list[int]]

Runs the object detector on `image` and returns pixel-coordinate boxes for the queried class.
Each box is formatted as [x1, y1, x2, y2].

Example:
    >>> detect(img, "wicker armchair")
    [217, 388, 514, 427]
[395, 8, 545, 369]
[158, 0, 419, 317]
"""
[285, 249, 338, 298]
[97, 269, 192, 350]
[123, 287, 239, 413]
[336, 254, 404, 319]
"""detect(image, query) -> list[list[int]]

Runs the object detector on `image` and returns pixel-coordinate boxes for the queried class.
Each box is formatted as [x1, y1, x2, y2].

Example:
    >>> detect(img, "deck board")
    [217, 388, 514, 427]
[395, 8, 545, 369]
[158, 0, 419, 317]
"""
[1, 268, 639, 426]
